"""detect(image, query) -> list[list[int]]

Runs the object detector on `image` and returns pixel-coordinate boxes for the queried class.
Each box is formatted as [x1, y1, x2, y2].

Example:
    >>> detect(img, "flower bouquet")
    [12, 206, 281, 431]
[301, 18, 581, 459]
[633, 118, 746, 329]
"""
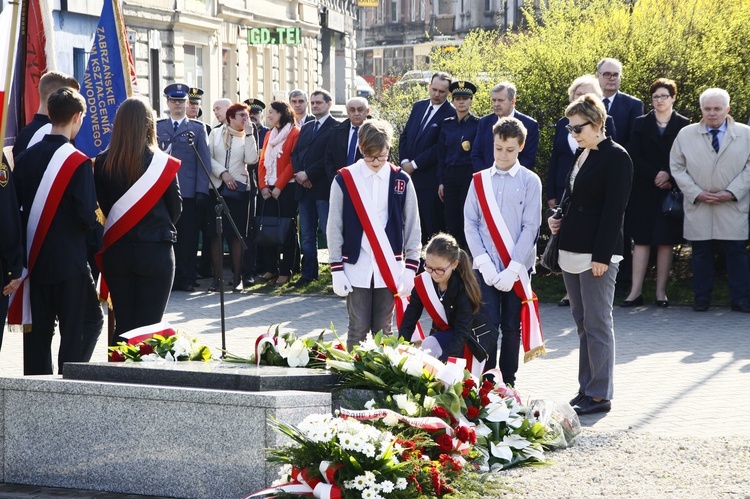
[108, 332, 213, 362]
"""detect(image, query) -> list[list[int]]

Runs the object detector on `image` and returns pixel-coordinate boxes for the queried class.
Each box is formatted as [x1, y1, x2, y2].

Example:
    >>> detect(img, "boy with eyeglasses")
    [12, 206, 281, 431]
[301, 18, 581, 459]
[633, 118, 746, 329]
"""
[464, 116, 543, 386]
[326, 119, 421, 350]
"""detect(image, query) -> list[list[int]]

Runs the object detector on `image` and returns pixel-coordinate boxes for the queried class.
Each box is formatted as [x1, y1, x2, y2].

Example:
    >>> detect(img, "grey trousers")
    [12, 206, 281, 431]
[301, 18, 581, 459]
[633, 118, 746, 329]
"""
[563, 262, 618, 400]
[346, 286, 394, 350]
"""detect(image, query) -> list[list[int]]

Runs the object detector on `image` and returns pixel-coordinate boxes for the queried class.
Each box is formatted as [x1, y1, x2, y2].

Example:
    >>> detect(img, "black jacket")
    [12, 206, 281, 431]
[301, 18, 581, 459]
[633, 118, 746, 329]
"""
[0, 153, 22, 285]
[558, 138, 633, 264]
[324, 119, 362, 184]
[291, 115, 339, 201]
[94, 150, 182, 243]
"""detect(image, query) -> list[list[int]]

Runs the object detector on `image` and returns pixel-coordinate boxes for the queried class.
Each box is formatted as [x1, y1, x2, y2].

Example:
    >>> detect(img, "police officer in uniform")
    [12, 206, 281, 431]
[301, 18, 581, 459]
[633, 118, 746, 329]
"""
[0, 153, 23, 348]
[157, 83, 211, 291]
[187, 87, 212, 137]
[437, 80, 479, 250]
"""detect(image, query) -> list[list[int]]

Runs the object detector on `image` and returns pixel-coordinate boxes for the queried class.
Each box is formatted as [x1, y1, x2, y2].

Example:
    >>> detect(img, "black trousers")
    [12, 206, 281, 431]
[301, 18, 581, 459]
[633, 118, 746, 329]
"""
[24, 270, 103, 375]
[103, 241, 175, 345]
[442, 165, 474, 250]
[417, 187, 446, 245]
[0, 293, 7, 351]
[174, 197, 199, 289]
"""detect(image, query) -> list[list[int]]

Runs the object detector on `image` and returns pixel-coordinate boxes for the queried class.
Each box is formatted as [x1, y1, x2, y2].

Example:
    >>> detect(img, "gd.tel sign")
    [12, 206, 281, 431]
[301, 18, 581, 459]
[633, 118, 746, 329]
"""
[248, 27, 301, 45]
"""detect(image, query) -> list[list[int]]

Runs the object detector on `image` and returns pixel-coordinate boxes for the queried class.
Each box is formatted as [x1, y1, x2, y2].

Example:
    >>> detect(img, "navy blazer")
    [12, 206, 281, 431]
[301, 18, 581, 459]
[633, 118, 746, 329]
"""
[291, 115, 339, 201]
[398, 99, 456, 190]
[557, 138, 633, 264]
[471, 110, 539, 171]
[607, 91, 643, 146]
[324, 119, 362, 184]
[546, 115, 617, 203]
[156, 117, 211, 198]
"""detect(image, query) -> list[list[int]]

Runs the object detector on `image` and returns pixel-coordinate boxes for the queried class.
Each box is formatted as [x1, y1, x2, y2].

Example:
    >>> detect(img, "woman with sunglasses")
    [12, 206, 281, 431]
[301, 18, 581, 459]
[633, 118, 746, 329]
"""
[399, 232, 489, 363]
[620, 79, 689, 308]
[547, 94, 632, 416]
[547, 75, 616, 307]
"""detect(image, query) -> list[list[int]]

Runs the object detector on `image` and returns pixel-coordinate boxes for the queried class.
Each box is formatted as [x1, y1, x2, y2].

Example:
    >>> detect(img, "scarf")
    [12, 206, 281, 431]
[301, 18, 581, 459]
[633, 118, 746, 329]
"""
[222, 124, 245, 151]
[264, 123, 293, 183]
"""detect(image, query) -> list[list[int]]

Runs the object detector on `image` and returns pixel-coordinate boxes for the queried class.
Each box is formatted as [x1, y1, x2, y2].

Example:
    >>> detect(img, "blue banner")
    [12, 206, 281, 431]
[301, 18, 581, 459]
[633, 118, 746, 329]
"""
[77, 0, 134, 157]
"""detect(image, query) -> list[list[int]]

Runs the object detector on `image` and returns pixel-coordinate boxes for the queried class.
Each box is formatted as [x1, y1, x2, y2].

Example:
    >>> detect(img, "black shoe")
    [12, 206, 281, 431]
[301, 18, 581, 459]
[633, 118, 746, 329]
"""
[693, 302, 710, 312]
[172, 283, 195, 292]
[655, 299, 669, 308]
[573, 396, 611, 415]
[207, 279, 219, 293]
[569, 392, 586, 407]
[243, 277, 255, 287]
[558, 298, 570, 307]
[731, 302, 750, 313]
[619, 295, 644, 307]
[292, 278, 314, 288]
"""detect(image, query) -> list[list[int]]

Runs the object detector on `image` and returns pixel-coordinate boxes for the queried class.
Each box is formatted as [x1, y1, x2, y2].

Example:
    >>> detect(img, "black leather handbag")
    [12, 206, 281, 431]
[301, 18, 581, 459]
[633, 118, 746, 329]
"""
[661, 188, 684, 219]
[253, 198, 293, 247]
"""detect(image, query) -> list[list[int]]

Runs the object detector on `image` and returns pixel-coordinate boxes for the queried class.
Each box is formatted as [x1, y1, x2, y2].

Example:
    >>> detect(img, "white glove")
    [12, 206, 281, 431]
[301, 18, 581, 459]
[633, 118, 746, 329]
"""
[474, 253, 500, 287]
[332, 272, 353, 297]
[495, 260, 524, 292]
[398, 268, 416, 296]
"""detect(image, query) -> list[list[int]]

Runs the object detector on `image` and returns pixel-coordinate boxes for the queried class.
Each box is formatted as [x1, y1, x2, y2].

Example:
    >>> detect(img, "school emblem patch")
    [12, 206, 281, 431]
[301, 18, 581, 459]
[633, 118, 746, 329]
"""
[394, 179, 406, 194]
[0, 160, 8, 188]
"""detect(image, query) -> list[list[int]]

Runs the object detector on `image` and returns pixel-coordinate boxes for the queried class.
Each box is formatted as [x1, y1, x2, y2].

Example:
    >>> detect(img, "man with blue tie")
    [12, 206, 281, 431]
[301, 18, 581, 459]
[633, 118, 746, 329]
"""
[291, 89, 340, 286]
[596, 58, 643, 146]
[325, 97, 369, 181]
[471, 82, 539, 171]
[670, 88, 750, 313]
[156, 83, 211, 292]
[399, 72, 456, 244]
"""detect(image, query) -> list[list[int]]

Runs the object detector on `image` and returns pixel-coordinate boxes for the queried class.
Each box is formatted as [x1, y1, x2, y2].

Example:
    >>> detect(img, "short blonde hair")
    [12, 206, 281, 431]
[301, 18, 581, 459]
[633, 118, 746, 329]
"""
[358, 119, 393, 157]
[567, 74, 603, 102]
[565, 94, 607, 134]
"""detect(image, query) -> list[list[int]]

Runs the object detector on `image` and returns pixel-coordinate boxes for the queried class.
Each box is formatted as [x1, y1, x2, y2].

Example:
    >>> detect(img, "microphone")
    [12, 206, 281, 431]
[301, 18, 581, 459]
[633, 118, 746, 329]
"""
[186, 131, 196, 138]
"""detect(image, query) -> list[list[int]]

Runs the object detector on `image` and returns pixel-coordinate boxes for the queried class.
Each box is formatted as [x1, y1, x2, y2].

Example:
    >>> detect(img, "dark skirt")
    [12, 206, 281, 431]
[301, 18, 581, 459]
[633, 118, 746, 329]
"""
[207, 189, 250, 239]
[626, 189, 683, 246]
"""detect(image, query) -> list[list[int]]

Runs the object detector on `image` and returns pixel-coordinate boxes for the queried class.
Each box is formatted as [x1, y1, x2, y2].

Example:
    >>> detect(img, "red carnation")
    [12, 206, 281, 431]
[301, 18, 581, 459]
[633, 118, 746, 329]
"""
[461, 387, 470, 398]
[436, 433, 454, 453]
[466, 406, 480, 419]
[464, 378, 476, 390]
[138, 343, 154, 356]
[482, 379, 494, 390]
[456, 425, 470, 442]
[110, 350, 125, 362]
[480, 395, 491, 407]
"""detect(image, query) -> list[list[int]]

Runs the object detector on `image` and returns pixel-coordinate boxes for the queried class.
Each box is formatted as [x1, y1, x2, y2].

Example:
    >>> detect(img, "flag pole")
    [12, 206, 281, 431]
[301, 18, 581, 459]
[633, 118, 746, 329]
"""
[0, 0, 21, 145]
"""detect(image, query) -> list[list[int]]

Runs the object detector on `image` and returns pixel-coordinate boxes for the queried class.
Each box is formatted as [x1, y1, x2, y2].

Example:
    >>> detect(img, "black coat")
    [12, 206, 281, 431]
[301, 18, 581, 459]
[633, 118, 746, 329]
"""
[94, 150, 182, 243]
[0, 153, 22, 285]
[607, 91, 643, 146]
[291, 115, 339, 201]
[324, 119, 362, 184]
[558, 138, 633, 264]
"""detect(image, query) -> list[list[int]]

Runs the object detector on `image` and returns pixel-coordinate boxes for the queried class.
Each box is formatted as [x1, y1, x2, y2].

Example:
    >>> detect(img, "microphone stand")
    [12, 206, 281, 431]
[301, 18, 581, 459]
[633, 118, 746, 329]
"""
[187, 131, 247, 358]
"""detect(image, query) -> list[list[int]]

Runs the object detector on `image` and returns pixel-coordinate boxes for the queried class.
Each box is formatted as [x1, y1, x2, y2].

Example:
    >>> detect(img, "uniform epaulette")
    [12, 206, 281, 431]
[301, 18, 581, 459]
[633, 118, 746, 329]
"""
[157, 118, 169, 122]
[443, 116, 456, 122]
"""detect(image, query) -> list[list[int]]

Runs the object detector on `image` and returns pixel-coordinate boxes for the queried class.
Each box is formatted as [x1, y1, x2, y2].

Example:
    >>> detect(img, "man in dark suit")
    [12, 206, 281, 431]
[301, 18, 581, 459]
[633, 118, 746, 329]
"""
[596, 58, 644, 294]
[471, 81, 539, 171]
[157, 83, 211, 292]
[289, 89, 315, 126]
[399, 72, 456, 244]
[291, 89, 339, 286]
[324, 96, 369, 183]
[596, 58, 644, 146]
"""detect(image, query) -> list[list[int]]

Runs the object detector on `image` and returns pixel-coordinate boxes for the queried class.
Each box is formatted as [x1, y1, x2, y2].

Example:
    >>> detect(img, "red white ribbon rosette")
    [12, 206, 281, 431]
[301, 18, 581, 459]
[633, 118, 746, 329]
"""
[244, 462, 342, 498]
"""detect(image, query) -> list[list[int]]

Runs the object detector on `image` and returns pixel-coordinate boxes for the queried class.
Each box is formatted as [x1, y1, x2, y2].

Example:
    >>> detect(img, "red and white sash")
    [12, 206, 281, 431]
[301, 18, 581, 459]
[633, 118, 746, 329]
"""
[28, 123, 52, 149]
[8, 144, 89, 332]
[473, 169, 546, 362]
[339, 165, 423, 339]
[415, 273, 486, 378]
[95, 150, 180, 301]
[119, 320, 176, 345]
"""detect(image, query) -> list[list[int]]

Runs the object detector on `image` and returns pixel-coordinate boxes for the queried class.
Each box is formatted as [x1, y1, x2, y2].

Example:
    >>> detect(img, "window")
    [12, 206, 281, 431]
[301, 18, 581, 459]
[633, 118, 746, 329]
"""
[184, 44, 204, 88]
[73, 48, 87, 84]
[390, 0, 398, 22]
[485, 0, 492, 11]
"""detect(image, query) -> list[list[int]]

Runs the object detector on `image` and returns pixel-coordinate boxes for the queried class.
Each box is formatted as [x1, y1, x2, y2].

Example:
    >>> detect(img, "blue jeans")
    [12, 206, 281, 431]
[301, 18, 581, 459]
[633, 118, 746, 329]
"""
[298, 198, 329, 281]
[477, 271, 522, 386]
[691, 239, 750, 306]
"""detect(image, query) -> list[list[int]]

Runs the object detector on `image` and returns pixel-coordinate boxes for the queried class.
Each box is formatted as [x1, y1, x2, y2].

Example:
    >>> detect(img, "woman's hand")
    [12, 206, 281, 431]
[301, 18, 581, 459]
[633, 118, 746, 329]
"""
[271, 187, 282, 199]
[654, 171, 671, 189]
[548, 215, 562, 235]
[261, 187, 271, 200]
[591, 262, 608, 277]
[221, 171, 237, 190]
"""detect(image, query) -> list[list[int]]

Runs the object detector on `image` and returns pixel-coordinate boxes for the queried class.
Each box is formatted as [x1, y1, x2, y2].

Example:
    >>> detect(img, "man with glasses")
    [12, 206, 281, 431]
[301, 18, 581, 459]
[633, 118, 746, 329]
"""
[596, 58, 643, 146]
[325, 97, 369, 180]
[157, 83, 211, 292]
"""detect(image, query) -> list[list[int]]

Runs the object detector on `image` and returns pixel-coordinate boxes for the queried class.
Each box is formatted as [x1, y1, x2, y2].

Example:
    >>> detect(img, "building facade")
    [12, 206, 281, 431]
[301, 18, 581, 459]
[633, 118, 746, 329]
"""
[51, 0, 359, 124]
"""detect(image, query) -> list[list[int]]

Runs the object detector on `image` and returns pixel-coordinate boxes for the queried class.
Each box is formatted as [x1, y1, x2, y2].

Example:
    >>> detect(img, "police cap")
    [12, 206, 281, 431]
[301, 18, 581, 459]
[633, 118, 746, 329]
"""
[243, 98, 266, 113]
[187, 87, 204, 103]
[164, 83, 189, 100]
[449, 80, 477, 98]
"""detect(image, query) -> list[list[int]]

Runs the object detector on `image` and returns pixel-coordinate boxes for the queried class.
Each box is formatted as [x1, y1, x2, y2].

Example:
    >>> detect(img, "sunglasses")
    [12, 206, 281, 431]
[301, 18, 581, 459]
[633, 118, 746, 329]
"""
[565, 121, 592, 134]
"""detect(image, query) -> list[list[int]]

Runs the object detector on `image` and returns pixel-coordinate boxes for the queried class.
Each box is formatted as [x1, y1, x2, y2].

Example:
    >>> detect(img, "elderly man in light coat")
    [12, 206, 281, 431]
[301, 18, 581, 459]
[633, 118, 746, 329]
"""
[670, 88, 750, 313]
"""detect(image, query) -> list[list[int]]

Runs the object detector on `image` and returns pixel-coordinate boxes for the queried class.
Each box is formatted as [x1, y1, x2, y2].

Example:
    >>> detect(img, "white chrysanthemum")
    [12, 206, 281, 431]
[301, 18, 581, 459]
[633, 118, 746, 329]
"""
[361, 442, 376, 457]
[351, 474, 368, 490]
[396, 477, 408, 490]
[363, 471, 376, 487]
[380, 480, 395, 493]
[361, 488, 383, 499]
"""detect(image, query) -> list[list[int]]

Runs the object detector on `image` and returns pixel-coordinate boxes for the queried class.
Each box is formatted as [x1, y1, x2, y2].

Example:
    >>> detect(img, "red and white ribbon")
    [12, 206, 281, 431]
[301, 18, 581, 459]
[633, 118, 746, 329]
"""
[244, 463, 342, 499]
[473, 169, 546, 362]
[254, 331, 278, 365]
[119, 321, 175, 345]
[340, 407, 454, 435]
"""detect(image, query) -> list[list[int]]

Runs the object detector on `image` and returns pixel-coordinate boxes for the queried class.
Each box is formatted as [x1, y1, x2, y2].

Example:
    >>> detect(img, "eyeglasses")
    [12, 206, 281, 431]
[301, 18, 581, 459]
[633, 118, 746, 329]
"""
[363, 154, 389, 163]
[424, 264, 453, 276]
[565, 121, 592, 134]
[168, 98, 186, 104]
[601, 72, 620, 80]
[652, 94, 672, 101]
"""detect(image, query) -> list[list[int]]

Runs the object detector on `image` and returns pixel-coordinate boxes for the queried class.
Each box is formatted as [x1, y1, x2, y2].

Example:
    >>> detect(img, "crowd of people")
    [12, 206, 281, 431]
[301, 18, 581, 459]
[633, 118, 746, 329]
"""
[2, 57, 749, 419]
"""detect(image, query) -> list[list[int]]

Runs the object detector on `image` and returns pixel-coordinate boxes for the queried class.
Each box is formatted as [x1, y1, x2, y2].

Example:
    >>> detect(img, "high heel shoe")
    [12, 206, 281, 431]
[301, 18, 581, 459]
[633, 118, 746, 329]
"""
[257, 272, 278, 284]
[619, 295, 644, 307]
[274, 275, 290, 287]
[232, 277, 243, 292]
[655, 299, 669, 308]
[207, 279, 219, 293]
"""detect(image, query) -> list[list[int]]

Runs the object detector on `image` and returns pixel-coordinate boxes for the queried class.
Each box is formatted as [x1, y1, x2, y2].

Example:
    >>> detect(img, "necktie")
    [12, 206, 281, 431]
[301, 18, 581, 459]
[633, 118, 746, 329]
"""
[419, 105, 433, 131]
[710, 129, 720, 153]
[602, 98, 610, 113]
[347, 126, 359, 165]
[312, 120, 320, 138]
[173, 120, 179, 131]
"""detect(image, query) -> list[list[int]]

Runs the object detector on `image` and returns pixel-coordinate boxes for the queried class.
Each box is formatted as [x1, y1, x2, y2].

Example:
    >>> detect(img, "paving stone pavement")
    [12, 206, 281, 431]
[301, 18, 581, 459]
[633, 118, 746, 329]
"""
[2, 285, 748, 440]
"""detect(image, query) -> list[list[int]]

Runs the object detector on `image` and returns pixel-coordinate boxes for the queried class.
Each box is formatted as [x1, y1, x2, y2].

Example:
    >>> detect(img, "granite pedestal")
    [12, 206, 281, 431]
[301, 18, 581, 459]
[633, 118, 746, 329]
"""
[0, 363, 334, 498]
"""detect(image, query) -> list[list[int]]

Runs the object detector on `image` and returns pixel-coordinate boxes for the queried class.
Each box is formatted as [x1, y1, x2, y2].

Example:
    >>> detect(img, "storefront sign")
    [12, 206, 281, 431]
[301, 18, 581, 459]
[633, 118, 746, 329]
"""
[358, 0, 379, 6]
[248, 27, 301, 45]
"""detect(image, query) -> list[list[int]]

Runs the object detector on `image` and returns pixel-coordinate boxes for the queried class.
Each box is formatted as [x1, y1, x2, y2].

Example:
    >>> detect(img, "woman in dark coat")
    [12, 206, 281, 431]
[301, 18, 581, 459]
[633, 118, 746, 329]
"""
[620, 79, 689, 308]
[95, 97, 182, 343]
